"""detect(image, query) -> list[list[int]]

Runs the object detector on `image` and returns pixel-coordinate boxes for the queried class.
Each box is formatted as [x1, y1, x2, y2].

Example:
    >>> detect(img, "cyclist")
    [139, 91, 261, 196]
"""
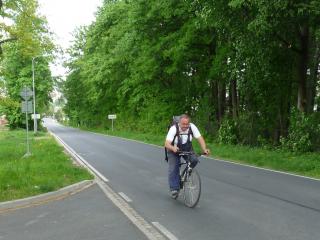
[164, 114, 210, 198]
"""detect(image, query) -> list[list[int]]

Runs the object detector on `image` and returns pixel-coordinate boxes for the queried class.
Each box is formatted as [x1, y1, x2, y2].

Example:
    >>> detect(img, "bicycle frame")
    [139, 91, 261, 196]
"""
[178, 153, 193, 186]
[176, 151, 201, 207]
[178, 151, 199, 172]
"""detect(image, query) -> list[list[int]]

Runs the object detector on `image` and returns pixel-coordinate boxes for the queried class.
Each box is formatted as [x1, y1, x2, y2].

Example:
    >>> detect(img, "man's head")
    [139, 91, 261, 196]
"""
[179, 114, 190, 131]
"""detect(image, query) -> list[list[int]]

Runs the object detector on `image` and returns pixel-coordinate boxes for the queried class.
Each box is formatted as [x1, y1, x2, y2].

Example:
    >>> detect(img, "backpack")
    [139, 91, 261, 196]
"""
[164, 115, 193, 161]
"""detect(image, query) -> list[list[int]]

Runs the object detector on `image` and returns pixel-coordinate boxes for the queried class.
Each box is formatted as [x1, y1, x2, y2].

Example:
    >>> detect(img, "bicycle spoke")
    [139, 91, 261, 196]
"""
[182, 169, 201, 208]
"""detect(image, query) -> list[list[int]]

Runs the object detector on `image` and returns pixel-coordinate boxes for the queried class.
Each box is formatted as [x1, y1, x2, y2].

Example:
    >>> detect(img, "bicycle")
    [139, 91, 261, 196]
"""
[174, 151, 202, 208]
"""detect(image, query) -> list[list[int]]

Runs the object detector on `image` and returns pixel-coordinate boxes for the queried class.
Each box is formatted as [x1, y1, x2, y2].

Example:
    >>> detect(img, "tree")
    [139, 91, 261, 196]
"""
[0, 0, 55, 128]
[62, 0, 320, 151]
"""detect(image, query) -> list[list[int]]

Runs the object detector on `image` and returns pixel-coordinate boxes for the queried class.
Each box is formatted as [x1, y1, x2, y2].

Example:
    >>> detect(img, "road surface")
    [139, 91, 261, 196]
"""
[42, 118, 320, 240]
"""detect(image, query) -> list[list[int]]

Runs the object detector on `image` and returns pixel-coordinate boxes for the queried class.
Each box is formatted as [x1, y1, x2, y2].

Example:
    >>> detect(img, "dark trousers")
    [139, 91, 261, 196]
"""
[167, 151, 198, 191]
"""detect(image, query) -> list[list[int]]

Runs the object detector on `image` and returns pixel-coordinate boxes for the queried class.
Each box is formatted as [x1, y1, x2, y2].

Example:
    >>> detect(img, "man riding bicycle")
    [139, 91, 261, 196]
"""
[164, 114, 210, 198]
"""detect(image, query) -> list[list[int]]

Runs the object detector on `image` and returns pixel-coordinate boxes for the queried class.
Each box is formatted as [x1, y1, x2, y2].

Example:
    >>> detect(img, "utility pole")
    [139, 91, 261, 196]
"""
[32, 57, 37, 133]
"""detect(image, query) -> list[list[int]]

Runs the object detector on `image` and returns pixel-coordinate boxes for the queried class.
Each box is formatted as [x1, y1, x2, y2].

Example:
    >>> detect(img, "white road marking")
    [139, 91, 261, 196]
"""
[118, 192, 132, 202]
[152, 222, 179, 240]
[210, 157, 320, 182]
[49, 129, 166, 240]
[25, 219, 38, 226]
[89, 130, 320, 182]
[97, 180, 166, 240]
[46, 118, 320, 183]
[50, 132, 109, 183]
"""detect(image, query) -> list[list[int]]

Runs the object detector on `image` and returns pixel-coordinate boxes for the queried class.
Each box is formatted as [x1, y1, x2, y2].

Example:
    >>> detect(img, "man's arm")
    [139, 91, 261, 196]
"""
[196, 136, 210, 155]
[164, 140, 179, 153]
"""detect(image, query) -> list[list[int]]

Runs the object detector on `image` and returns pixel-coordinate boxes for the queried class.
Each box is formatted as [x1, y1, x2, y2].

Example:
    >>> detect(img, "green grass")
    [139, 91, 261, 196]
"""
[0, 130, 93, 202]
[211, 144, 320, 178]
[81, 126, 320, 179]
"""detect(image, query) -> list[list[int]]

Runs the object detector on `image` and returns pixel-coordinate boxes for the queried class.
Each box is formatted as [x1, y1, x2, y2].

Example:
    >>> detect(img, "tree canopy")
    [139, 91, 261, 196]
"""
[0, 0, 55, 128]
[60, 0, 320, 152]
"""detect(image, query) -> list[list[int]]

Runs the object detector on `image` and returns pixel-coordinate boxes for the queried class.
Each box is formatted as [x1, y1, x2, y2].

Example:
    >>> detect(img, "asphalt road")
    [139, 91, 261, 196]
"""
[44, 118, 320, 240]
[0, 184, 148, 240]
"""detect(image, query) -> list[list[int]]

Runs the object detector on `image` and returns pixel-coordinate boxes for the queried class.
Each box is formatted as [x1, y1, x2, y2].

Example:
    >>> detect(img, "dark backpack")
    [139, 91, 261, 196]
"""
[164, 116, 193, 161]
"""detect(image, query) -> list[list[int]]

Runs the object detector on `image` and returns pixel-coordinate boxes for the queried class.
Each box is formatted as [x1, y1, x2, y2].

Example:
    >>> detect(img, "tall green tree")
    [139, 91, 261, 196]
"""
[63, 0, 320, 151]
[0, 0, 55, 128]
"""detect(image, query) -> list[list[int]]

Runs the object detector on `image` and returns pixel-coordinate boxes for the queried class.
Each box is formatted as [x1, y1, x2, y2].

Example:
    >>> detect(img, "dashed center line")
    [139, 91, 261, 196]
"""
[118, 192, 132, 202]
[51, 130, 166, 240]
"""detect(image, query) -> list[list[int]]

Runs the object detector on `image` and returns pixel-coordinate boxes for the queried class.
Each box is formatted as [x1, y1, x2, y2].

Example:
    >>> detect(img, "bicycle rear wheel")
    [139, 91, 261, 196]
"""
[182, 168, 201, 208]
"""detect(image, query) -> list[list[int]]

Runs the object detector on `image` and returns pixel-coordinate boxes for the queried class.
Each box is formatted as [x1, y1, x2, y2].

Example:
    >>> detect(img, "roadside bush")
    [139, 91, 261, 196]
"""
[218, 118, 237, 144]
[236, 112, 262, 145]
[257, 135, 272, 149]
[281, 110, 320, 153]
[0, 97, 23, 129]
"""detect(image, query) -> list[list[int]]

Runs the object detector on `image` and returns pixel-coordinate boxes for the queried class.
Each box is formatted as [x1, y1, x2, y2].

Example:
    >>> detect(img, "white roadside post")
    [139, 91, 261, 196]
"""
[108, 114, 117, 131]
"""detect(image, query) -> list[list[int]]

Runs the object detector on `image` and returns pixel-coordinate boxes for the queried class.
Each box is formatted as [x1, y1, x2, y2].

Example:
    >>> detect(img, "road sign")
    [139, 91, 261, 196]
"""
[31, 114, 40, 119]
[108, 114, 117, 119]
[108, 114, 117, 131]
[21, 101, 33, 113]
[20, 86, 33, 100]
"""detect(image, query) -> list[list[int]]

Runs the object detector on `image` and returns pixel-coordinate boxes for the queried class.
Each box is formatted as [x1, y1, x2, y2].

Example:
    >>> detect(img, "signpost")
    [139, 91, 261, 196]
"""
[22, 101, 33, 113]
[108, 114, 117, 131]
[20, 86, 33, 100]
[20, 86, 33, 157]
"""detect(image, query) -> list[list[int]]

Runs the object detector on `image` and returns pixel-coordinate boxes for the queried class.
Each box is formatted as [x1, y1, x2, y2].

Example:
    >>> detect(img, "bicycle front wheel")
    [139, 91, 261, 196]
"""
[182, 168, 201, 208]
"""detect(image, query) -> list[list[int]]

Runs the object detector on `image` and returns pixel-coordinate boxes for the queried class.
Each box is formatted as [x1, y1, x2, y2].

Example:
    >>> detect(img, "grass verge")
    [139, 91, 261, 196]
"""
[81, 126, 320, 179]
[0, 130, 93, 202]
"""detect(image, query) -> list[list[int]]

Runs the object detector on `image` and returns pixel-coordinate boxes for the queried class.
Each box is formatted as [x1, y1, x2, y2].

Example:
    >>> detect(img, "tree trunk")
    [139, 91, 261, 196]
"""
[230, 79, 238, 120]
[211, 80, 226, 125]
[217, 81, 226, 123]
[211, 81, 220, 124]
[307, 37, 320, 113]
[297, 25, 309, 113]
[277, 97, 291, 142]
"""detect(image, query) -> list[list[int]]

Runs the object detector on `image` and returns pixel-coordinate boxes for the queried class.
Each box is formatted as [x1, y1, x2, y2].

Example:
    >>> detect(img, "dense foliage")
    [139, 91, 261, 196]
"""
[0, 0, 55, 129]
[63, 0, 319, 152]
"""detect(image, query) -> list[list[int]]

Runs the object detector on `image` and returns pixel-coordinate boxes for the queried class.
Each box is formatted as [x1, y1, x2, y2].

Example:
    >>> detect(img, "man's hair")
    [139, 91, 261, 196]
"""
[180, 114, 190, 122]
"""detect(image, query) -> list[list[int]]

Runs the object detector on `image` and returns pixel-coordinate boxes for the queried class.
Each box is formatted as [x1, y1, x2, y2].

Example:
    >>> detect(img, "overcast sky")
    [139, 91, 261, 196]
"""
[38, 0, 103, 76]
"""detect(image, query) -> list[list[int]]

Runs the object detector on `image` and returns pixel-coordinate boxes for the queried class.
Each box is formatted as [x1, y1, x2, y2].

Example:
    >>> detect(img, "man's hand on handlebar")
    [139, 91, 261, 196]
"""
[202, 149, 210, 155]
[172, 146, 180, 153]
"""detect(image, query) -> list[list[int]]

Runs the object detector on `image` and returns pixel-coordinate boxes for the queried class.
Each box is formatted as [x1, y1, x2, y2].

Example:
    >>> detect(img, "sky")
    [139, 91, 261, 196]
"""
[38, 0, 103, 76]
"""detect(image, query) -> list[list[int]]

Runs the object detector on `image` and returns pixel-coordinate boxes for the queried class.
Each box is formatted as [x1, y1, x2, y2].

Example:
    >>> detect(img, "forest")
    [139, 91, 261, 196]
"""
[0, 0, 319, 153]
[63, 0, 320, 152]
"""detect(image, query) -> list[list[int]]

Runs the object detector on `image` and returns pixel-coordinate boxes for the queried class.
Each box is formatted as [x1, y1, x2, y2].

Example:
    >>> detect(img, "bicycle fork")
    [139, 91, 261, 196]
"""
[180, 163, 193, 189]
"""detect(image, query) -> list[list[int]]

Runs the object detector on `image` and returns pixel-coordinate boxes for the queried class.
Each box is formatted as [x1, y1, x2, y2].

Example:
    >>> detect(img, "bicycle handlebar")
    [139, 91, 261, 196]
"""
[177, 151, 207, 156]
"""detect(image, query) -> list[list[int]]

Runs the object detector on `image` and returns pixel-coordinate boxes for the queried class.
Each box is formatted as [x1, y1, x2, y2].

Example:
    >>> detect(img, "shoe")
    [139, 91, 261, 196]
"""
[171, 190, 179, 199]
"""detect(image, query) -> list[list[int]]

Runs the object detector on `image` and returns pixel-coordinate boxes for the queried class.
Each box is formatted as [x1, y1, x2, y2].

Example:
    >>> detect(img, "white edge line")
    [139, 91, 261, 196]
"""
[209, 157, 320, 182]
[49, 130, 166, 240]
[152, 222, 179, 240]
[50, 132, 109, 183]
[97, 181, 165, 240]
[73, 151, 109, 183]
[90, 130, 320, 182]
[118, 192, 132, 202]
